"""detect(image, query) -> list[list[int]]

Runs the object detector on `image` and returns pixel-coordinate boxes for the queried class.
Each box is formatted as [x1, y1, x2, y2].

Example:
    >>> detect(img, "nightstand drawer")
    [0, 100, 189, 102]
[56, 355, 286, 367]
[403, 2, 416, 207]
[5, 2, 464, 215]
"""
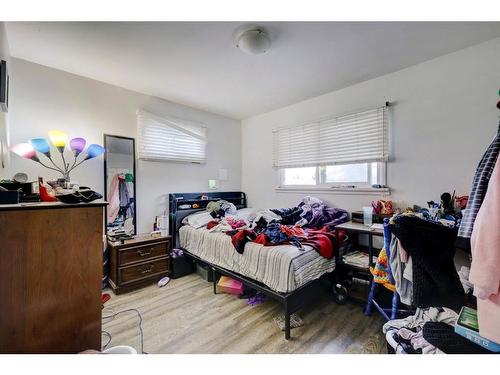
[119, 242, 168, 266]
[119, 257, 169, 284]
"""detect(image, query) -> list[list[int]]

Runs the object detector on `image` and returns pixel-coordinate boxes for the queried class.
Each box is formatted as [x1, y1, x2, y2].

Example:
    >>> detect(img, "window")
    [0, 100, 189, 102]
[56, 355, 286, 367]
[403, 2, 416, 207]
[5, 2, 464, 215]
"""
[282, 166, 317, 185]
[274, 106, 388, 188]
[137, 110, 207, 163]
[324, 163, 369, 184]
[280, 162, 384, 187]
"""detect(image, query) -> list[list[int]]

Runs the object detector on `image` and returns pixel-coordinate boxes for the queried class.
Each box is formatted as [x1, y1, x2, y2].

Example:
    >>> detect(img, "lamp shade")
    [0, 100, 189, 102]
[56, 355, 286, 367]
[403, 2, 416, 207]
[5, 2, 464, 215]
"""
[70, 137, 86, 156]
[31, 138, 51, 156]
[48, 130, 67, 152]
[85, 144, 105, 160]
[10, 143, 40, 162]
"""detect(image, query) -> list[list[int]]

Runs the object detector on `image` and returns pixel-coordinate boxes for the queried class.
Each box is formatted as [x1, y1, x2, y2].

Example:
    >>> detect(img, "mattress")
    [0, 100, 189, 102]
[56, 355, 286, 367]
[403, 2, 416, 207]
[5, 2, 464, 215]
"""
[179, 225, 336, 293]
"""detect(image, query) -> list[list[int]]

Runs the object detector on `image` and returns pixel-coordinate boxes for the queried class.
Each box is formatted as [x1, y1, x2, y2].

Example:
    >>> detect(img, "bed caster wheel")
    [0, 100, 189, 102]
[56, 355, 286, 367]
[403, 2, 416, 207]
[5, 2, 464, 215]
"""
[332, 284, 348, 305]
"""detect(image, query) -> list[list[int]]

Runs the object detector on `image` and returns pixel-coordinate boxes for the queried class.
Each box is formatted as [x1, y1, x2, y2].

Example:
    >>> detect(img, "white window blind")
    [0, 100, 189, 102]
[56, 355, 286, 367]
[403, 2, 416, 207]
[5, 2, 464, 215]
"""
[273, 106, 388, 168]
[137, 110, 207, 163]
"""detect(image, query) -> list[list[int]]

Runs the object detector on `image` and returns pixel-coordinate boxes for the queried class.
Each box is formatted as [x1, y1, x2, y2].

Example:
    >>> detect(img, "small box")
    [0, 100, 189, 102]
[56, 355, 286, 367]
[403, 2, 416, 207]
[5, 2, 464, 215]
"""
[0, 190, 19, 204]
[454, 306, 500, 353]
[351, 211, 391, 224]
[217, 276, 244, 295]
[195, 262, 214, 282]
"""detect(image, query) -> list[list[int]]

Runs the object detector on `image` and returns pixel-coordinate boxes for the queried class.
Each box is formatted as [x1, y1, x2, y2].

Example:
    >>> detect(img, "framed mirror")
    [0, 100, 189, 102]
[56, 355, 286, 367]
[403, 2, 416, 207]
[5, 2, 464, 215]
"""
[103, 134, 137, 235]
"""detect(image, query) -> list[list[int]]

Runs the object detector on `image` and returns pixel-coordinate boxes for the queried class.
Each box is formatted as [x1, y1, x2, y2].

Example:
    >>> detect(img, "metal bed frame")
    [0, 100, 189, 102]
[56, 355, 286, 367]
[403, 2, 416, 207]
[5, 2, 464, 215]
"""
[168, 191, 330, 340]
[182, 250, 325, 340]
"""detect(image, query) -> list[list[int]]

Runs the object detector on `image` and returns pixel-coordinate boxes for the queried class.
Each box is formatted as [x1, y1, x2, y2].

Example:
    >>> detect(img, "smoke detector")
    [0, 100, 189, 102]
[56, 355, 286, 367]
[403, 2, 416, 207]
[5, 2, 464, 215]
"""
[236, 28, 270, 55]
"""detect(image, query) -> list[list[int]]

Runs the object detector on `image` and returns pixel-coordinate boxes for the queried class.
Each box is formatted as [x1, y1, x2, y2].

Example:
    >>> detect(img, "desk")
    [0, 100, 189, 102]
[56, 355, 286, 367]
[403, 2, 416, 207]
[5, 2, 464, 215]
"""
[334, 221, 384, 304]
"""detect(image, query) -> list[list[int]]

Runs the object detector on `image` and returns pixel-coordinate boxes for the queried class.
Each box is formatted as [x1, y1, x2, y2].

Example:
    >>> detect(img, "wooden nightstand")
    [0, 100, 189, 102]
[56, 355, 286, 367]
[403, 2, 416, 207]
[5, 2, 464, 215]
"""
[108, 234, 172, 294]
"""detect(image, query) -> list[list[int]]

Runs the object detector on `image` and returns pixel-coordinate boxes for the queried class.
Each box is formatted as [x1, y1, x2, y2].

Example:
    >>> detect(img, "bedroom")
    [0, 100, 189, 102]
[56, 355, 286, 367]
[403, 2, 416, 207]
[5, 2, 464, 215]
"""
[1, 0, 499, 372]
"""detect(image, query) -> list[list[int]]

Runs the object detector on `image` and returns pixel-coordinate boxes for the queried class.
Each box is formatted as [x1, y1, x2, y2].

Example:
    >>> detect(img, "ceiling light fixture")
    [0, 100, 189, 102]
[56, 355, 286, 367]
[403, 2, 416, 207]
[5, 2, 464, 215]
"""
[236, 28, 270, 55]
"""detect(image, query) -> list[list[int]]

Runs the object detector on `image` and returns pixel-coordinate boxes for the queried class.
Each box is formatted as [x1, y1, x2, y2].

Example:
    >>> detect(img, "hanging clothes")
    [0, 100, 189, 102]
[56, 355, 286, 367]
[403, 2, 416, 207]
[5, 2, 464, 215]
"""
[391, 214, 465, 310]
[108, 172, 134, 225]
[118, 178, 130, 207]
[107, 174, 121, 223]
[389, 237, 413, 305]
[470, 156, 500, 343]
[456, 121, 500, 250]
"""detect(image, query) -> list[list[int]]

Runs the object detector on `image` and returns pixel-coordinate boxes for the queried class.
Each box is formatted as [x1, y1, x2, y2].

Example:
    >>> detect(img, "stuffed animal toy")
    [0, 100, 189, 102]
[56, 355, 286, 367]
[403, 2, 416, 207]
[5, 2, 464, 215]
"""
[371, 200, 394, 215]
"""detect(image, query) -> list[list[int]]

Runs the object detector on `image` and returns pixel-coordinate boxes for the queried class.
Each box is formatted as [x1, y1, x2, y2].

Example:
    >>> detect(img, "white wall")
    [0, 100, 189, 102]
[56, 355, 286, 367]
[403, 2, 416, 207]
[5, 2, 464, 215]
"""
[0, 22, 8, 60]
[3, 58, 242, 233]
[0, 22, 10, 169]
[242, 37, 500, 212]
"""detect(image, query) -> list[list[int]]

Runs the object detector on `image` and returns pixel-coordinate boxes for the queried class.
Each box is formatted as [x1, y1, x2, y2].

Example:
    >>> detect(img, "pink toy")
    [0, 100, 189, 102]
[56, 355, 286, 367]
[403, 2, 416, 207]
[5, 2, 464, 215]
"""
[217, 276, 244, 295]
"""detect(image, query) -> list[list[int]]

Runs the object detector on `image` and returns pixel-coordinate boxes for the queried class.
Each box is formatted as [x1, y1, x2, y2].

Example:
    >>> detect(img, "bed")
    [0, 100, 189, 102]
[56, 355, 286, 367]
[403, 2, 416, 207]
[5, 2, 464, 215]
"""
[169, 191, 341, 340]
[179, 225, 336, 293]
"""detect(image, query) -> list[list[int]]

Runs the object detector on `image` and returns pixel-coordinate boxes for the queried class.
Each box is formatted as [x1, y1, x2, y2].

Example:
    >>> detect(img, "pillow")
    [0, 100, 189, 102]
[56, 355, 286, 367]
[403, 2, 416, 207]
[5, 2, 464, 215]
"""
[234, 208, 259, 223]
[182, 211, 214, 228]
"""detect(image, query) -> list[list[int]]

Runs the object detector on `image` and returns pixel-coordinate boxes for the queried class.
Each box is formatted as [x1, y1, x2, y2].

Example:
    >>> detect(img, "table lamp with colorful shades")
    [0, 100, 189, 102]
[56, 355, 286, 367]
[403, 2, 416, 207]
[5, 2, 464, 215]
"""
[9, 130, 105, 183]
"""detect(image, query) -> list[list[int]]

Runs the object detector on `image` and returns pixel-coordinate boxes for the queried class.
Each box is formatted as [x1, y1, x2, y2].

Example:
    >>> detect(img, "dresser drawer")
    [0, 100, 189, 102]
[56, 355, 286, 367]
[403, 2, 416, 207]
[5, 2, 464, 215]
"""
[119, 257, 169, 284]
[119, 242, 168, 266]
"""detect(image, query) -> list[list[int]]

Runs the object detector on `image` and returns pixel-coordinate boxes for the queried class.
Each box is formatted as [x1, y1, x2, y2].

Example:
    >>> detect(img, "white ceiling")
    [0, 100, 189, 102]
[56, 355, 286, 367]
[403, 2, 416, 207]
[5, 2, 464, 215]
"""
[5, 22, 500, 119]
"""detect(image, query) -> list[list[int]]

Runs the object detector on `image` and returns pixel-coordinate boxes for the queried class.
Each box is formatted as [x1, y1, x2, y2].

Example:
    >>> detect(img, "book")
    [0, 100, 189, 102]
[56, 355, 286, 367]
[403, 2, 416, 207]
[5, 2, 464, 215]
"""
[342, 251, 377, 268]
[454, 306, 500, 352]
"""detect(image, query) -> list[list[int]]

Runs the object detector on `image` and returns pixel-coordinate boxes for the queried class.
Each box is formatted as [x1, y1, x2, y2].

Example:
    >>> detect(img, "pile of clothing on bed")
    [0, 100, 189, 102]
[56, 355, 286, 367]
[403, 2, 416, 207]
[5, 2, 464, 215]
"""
[185, 196, 348, 259]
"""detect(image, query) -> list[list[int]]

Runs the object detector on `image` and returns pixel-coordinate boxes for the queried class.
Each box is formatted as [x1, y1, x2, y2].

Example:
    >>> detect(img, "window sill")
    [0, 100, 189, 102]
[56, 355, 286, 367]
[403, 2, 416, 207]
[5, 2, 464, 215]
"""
[275, 186, 391, 196]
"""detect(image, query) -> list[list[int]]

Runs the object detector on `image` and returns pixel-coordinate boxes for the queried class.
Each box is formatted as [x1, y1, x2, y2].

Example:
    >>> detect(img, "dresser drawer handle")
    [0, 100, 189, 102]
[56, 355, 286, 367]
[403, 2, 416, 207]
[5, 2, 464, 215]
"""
[139, 265, 154, 274]
[137, 249, 152, 257]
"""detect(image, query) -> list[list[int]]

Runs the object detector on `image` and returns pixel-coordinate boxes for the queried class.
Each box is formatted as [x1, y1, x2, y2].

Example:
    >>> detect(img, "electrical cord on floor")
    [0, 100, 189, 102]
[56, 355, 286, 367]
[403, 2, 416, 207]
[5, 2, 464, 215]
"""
[102, 330, 112, 349]
[101, 305, 147, 354]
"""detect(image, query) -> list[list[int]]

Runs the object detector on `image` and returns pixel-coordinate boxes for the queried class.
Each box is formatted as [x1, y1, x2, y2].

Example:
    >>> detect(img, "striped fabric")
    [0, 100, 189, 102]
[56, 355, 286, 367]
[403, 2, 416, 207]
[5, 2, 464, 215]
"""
[179, 226, 336, 293]
[457, 123, 500, 249]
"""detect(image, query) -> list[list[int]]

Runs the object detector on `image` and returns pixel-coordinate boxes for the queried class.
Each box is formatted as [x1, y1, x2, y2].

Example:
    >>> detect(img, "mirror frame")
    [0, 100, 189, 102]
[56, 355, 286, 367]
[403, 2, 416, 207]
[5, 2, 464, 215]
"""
[103, 134, 137, 235]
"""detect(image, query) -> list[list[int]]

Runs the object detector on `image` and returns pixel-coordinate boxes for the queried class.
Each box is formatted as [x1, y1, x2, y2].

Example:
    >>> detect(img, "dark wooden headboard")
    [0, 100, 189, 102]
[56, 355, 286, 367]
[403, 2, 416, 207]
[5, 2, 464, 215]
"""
[168, 191, 247, 248]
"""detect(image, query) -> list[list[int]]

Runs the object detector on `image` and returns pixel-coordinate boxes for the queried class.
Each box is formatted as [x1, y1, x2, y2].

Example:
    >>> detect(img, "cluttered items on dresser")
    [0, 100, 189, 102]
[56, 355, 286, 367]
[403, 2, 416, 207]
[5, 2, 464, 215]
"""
[0, 178, 38, 204]
[0, 176, 102, 204]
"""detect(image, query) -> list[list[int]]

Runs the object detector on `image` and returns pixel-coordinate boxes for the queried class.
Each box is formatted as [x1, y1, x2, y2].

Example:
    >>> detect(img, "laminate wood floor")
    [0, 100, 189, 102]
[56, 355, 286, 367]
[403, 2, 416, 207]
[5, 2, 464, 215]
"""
[102, 274, 386, 354]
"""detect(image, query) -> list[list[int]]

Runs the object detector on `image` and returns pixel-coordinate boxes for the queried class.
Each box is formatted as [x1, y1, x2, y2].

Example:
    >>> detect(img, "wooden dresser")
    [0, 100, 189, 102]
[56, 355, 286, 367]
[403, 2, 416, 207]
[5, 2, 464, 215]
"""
[0, 201, 106, 354]
[108, 234, 171, 294]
